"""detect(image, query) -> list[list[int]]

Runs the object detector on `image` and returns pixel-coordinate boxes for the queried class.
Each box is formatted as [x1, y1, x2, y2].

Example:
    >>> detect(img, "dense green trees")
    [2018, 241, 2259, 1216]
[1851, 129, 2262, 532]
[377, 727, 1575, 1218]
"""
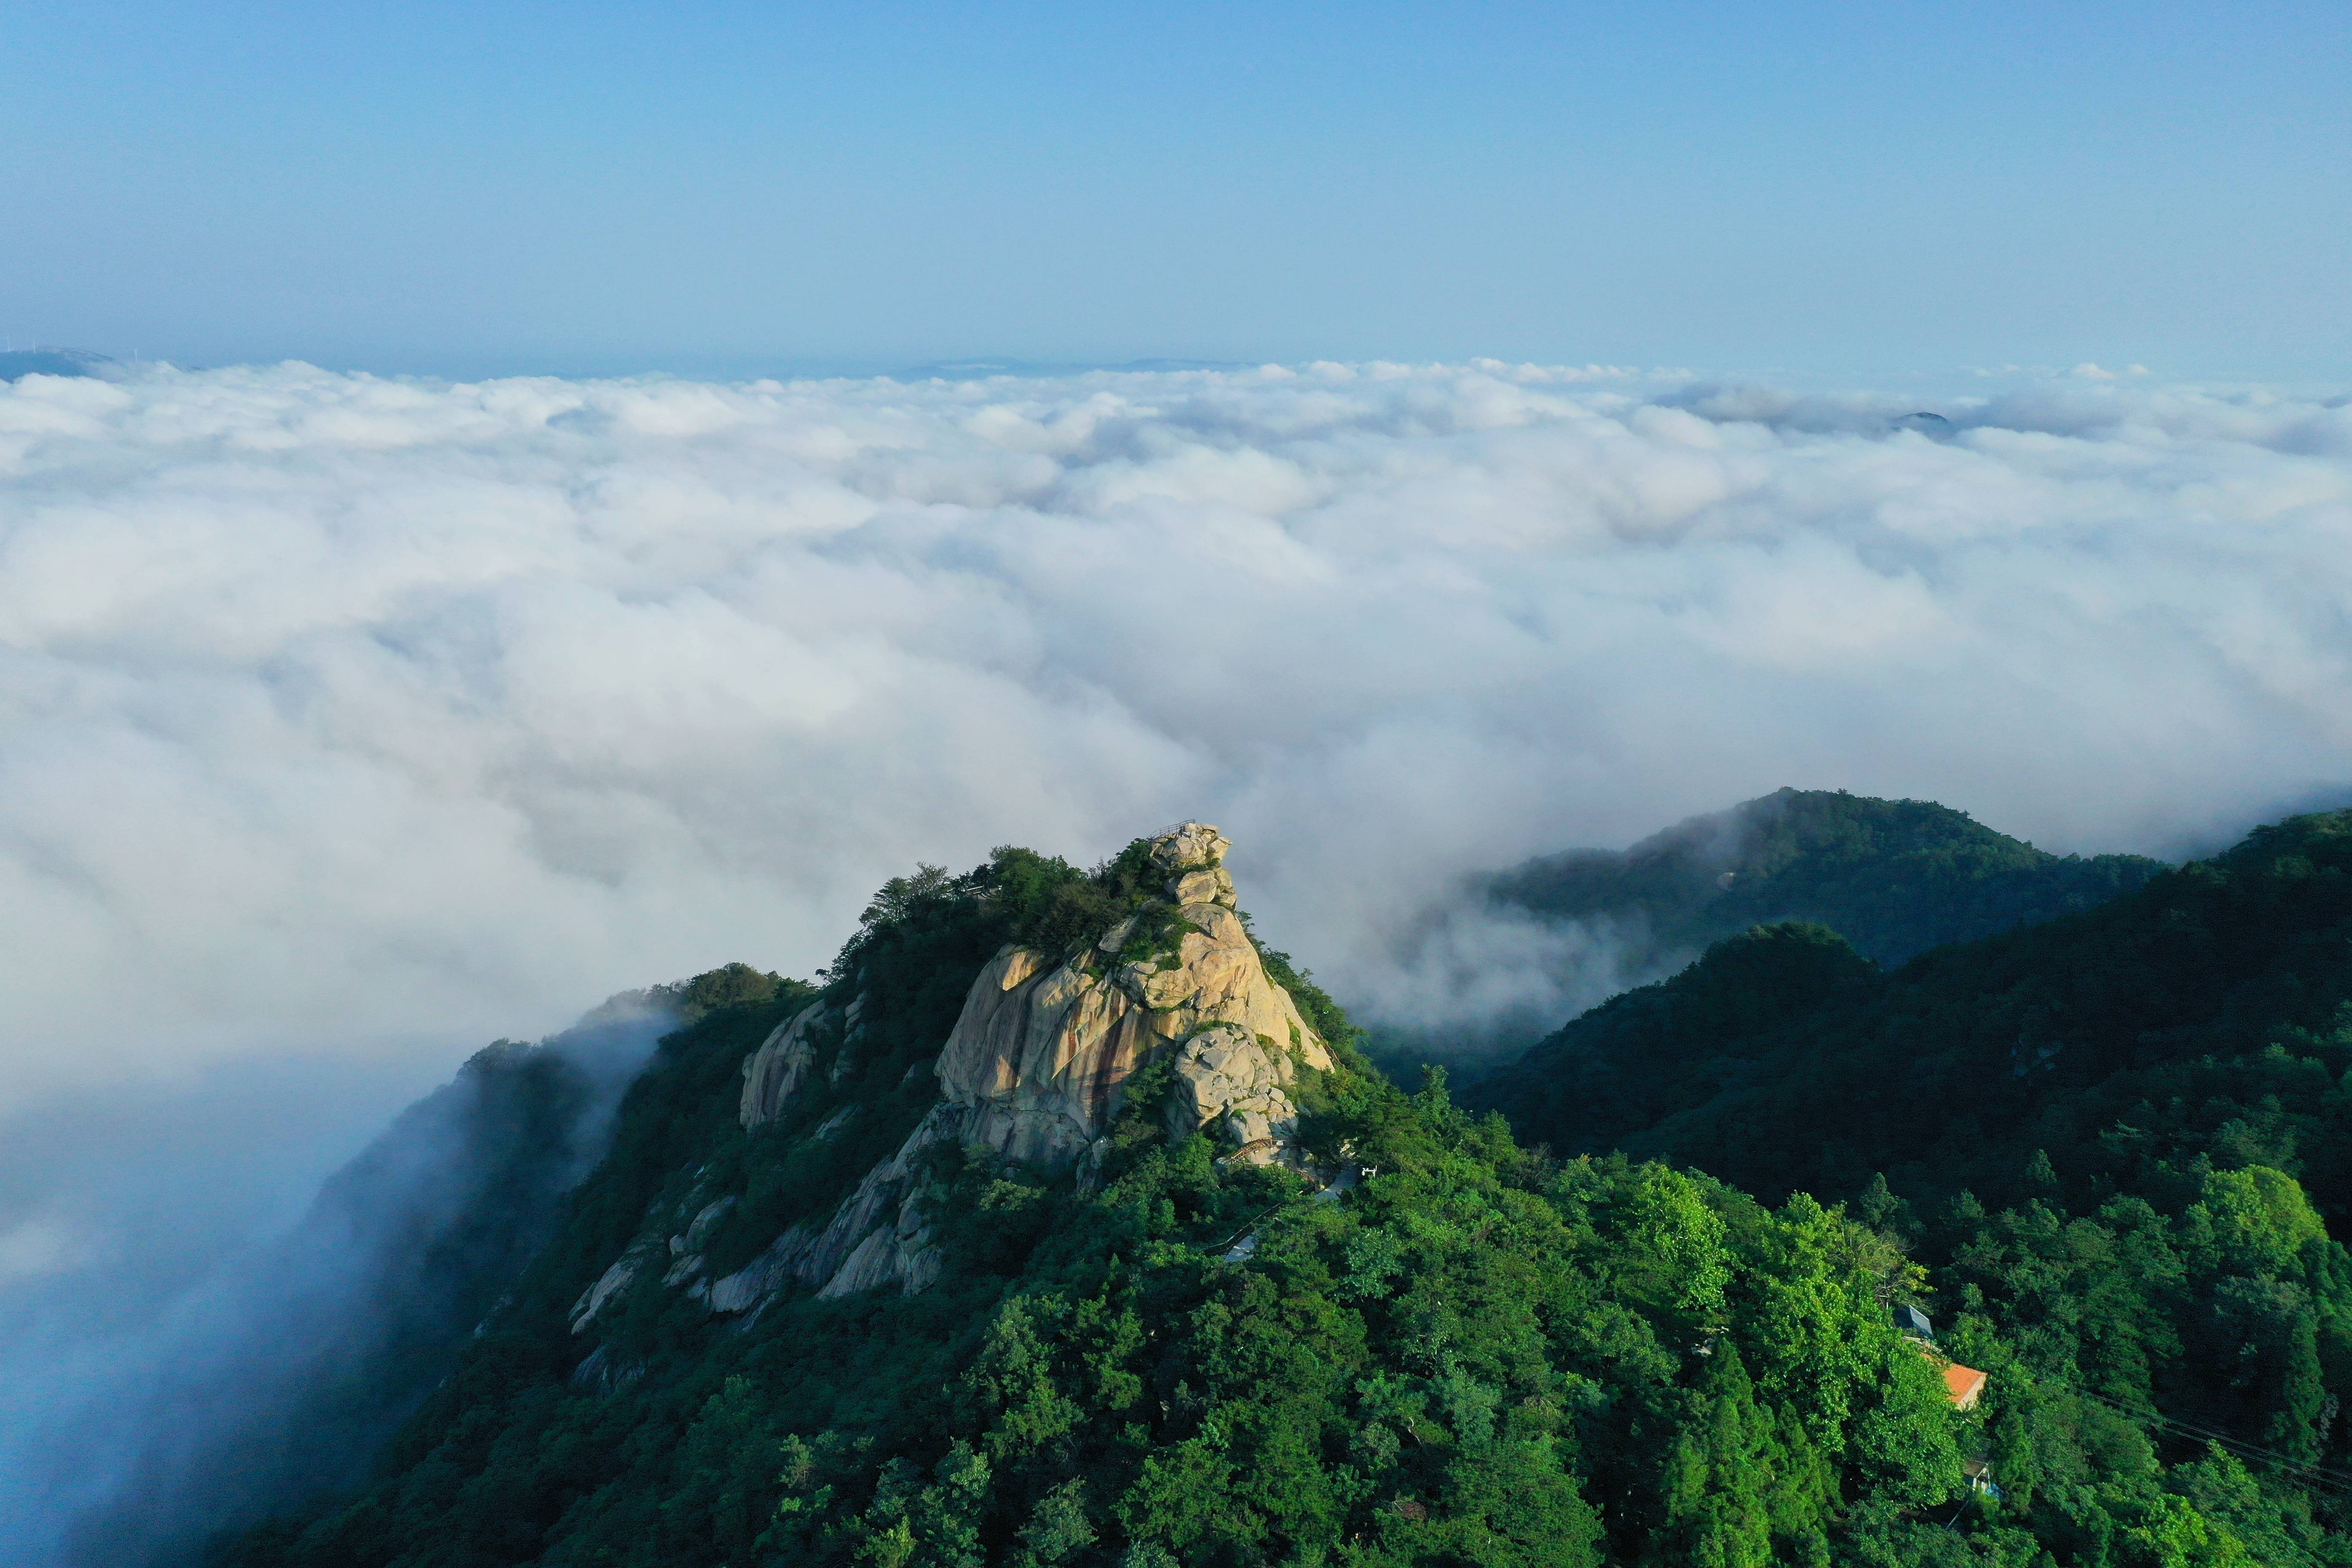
[222, 1069, 1980, 1566]
[1473, 811, 2352, 1219]
[1470, 808, 2352, 1562]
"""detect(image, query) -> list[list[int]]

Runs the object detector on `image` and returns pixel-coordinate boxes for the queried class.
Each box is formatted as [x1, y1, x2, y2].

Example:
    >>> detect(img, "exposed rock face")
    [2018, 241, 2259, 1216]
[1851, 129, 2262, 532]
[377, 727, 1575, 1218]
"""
[706, 1103, 961, 1310]
[570, 1244, 652, 1332]
[1155, 821, 1231, 874]
[931, 946, 1149, 1170]
[740, 1003, 826, 1128]
[1174, 867, 1239, 908]
[590, 821, 1336, 1326]
[1171, 1022, 1301, 1162]
[934, 823, 1330, 1175]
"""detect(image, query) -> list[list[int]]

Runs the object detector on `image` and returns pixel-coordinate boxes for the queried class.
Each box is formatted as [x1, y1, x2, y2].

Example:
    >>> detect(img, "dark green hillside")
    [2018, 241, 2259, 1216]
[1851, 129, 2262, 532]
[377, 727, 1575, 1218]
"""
[1476, 810, 2352, 1219]
[1474, 810, 2352, 1557]
[1467, 923, 1880, 1157]
[1490, 787, 2165, 971]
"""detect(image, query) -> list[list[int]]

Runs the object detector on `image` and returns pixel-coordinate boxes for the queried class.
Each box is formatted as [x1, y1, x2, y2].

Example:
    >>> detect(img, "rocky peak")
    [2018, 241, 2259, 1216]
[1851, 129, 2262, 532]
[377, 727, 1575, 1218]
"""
[571, 825, 1343, 1334]
[1153, 821, 1240, 909]
[1152, 819, 1229, 872]
[934, 824, 1327, 1176]
[664, 825, 1337, 1314]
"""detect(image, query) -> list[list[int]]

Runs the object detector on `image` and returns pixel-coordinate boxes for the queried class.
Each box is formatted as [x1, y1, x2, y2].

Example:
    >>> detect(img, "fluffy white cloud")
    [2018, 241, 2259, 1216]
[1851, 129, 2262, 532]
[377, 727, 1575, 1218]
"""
[1, 359, 2348, 1103]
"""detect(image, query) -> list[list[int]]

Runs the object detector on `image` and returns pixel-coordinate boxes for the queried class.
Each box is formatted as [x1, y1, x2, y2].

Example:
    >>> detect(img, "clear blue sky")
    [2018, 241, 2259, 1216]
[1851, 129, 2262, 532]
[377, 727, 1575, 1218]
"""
[5, 2, 2346, 379]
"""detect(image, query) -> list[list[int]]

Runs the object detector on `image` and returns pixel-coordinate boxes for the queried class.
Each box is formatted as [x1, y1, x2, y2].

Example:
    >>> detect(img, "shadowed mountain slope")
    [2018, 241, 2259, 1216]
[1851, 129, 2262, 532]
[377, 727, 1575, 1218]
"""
[1471, 809, 2352, 1219]
[1489, 787, 2166, 973]
[1361, 788, 2164, 1081]
[46, 988, 691, 1568]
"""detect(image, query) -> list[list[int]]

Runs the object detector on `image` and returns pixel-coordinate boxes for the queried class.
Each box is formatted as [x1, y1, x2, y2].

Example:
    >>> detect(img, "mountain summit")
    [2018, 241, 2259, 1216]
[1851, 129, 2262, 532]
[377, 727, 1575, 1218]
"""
[1365, 788, 2166, 1074]
[579, 823, 1341, 1321]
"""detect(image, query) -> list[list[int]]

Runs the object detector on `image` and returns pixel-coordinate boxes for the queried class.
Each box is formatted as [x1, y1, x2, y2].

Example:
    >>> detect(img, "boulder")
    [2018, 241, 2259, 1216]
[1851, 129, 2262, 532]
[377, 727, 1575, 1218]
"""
[1152, 821, 1231, 874]
[1170, 1022, 1302, 1164]
[1173, 867, 1238, 907]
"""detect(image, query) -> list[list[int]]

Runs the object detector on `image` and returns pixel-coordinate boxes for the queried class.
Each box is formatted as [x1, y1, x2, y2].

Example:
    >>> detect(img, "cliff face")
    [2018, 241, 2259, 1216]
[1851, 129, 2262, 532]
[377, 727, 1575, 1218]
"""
[575, 822, 1333, 1325]
[934, 824, 1331, 1173]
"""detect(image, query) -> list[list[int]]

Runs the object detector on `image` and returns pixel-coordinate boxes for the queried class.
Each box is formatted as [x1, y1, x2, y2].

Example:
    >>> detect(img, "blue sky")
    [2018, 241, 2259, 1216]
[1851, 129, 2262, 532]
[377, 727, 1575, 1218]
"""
[4, 1, 2346, 378]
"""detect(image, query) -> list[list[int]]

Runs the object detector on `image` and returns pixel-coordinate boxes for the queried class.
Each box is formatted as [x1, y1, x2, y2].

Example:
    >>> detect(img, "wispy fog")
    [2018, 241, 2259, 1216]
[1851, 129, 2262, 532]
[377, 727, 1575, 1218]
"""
[1351, 901, 1657, 1067]
[0, 999, 668, 1567]
[0, 359, 2347, 1099]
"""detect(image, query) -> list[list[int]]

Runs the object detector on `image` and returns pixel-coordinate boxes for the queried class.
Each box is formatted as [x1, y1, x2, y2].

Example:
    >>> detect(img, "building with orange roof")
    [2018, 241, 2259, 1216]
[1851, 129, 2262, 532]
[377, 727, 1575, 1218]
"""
[1906, 1339, 1987, 1409]
[1939, 1359, 1987, 1411]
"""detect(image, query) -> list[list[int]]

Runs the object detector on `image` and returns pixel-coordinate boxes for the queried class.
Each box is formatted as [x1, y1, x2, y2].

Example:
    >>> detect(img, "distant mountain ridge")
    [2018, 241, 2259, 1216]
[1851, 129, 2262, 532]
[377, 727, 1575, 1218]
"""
[1473, 807, 2352, 1213]
[0, 348, 120, 383]
[1486, 786, 2166, 973]
[1361, 788, 2165, 1077]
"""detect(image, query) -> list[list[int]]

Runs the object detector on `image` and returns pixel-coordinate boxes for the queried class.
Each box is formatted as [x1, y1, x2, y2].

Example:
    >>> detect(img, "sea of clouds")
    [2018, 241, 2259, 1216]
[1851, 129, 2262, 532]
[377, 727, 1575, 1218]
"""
[0, 355, 2349, 1561]
[3, 358, 2349, 1115]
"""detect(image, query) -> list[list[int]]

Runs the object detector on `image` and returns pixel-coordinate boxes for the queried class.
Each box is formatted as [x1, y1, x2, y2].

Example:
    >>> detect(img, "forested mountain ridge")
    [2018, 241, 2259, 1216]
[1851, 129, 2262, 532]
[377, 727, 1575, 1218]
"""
[52, 989, 685, 1568]
[212, 816, 2352, 1567]
[1487, 787, 2166, 972]
[1470, 808, 2352, 1562]
[1473, 808, 2352, 1218]
[1361, 788, 2164, 1082]
[208, 825, 1984, 1568]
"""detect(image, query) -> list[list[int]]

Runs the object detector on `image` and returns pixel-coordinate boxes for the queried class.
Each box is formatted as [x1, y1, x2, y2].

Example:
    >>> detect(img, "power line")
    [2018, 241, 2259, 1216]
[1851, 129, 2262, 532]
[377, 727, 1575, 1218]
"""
[2080, 1392, 2352, 1495]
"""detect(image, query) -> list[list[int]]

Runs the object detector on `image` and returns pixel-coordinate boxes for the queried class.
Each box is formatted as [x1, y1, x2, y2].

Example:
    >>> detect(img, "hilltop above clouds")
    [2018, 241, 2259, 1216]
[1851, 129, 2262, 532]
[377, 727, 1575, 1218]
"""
[0, 349, 120, 383]
[0, 359, 2347, 1106]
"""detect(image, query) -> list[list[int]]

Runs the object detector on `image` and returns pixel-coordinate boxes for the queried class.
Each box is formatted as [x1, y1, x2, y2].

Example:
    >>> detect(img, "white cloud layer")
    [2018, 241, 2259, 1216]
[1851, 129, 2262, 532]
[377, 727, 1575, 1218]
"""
[2, 359, 2349, 1104]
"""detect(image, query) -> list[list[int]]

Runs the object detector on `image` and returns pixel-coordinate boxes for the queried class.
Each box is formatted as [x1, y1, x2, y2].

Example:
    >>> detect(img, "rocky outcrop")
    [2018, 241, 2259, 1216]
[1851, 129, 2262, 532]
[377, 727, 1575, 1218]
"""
[740, 1002, 827, 1128]
[932, 822, 1331, 1175]
[931, 946, 1148, 1170]
[1173, 866, 1239, 907]
[570, 1241, 655, 1332]
[1171, 1022, 1302, 1162]
[662, 1198, 735, 1286]
[706, 1103, 962, 1311]
[1156, 821, 1231, 878]
[609, 821, 1336, 1325]
[578, 1194, 743, 1328]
